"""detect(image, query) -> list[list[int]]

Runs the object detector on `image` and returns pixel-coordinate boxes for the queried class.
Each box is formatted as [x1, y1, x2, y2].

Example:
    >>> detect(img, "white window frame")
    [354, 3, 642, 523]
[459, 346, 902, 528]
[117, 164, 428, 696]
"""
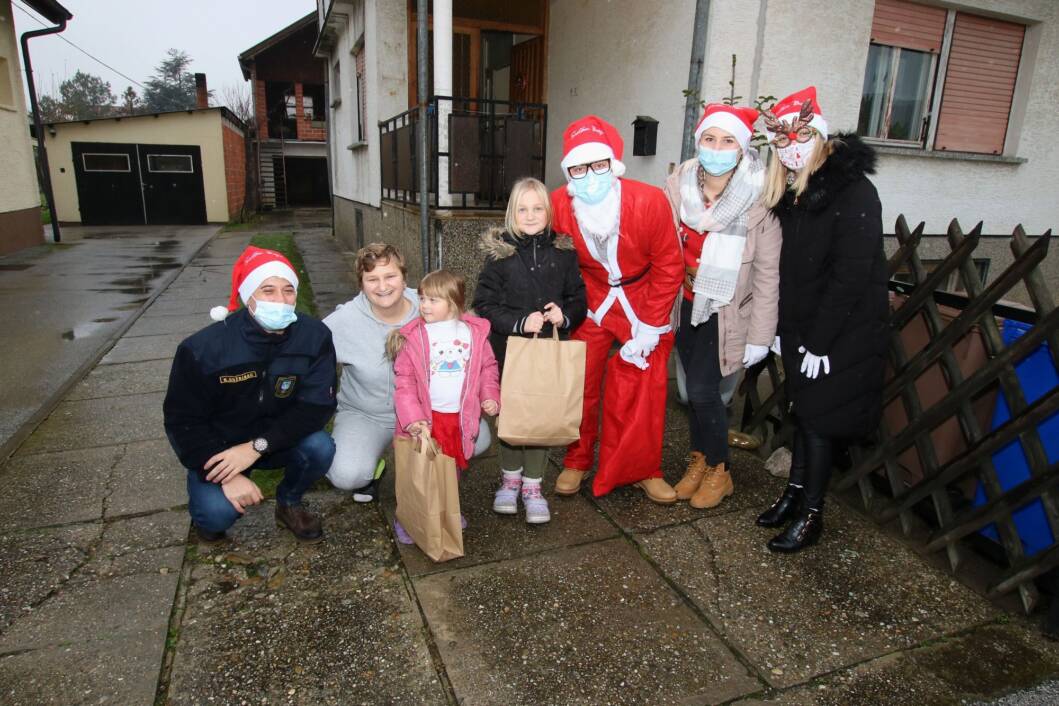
[82, 153, 131, 173]
[860, 43, 940, 147]
[146, 154, 194, 174]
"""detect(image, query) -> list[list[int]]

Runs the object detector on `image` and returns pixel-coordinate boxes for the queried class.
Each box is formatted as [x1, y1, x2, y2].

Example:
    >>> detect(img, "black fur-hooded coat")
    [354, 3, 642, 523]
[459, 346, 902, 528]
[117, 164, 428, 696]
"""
[773, 133, 889, 440]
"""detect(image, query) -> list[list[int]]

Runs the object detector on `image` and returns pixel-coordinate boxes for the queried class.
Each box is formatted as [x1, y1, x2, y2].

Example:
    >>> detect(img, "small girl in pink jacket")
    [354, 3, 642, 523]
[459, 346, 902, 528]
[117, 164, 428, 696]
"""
[388, 269, 501, 544]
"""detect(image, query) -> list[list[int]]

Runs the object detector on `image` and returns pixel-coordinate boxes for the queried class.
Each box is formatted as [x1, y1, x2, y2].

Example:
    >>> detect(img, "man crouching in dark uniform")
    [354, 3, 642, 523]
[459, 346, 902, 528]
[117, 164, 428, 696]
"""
[164, 246, 337, 544]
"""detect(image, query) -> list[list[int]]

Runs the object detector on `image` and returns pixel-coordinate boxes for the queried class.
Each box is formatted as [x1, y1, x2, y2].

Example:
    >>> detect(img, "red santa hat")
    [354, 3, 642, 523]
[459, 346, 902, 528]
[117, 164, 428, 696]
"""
[209, 246, 299, 322]
[763, 86, 829, 142]
[693, 104, 760, 153]
[559, 115, 626, 179]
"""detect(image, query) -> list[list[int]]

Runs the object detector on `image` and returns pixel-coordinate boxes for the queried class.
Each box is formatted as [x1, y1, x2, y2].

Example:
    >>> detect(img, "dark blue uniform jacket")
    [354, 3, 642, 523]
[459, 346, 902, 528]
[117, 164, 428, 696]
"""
[163, 308, 337, 478]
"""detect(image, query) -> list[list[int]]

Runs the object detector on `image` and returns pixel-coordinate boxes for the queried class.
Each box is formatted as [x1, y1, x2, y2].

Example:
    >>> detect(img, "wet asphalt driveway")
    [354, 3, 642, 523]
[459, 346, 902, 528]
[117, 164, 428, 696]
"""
[0, 225, 218, 459]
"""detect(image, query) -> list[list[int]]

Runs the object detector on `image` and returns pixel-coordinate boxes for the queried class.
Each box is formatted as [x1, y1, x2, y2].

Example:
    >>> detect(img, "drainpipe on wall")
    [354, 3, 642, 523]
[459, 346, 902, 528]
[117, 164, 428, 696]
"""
[21, 15, 70, 244]
[680, 0, 711, 162]
[416, 0, 430, 275]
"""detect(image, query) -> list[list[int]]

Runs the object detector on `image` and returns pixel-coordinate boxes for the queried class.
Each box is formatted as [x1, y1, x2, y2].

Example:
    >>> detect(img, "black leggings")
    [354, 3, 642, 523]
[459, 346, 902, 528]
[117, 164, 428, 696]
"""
[788, 422, 834, 510]
[675, 298, 728, 466]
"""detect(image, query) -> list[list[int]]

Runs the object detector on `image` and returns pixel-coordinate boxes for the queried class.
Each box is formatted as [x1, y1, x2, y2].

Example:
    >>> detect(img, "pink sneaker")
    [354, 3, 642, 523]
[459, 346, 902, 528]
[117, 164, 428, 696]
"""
[521, 481, 551, 524]
[493, 474, 522, 514]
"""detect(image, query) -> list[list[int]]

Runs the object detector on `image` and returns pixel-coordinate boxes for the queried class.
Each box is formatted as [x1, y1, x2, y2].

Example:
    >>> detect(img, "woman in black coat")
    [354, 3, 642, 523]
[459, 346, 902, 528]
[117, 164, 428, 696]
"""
[473, 177, 587, 524]
[754, 87, 888, 552]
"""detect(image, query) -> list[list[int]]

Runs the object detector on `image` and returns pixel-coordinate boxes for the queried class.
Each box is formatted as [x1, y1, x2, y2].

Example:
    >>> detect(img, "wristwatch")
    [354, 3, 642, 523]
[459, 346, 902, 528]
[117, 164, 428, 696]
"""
[251, 437, 269, 454]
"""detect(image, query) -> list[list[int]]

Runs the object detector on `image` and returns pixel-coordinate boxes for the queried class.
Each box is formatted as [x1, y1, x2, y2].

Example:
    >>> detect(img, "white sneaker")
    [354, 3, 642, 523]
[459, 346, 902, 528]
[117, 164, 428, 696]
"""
[493, 470, 522, 514]
[521, 480, 551, 524]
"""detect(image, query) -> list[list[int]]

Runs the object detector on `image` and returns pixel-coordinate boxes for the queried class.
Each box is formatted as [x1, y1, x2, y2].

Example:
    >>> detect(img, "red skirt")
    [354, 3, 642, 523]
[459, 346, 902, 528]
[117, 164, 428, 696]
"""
[431, 410, 468, 470]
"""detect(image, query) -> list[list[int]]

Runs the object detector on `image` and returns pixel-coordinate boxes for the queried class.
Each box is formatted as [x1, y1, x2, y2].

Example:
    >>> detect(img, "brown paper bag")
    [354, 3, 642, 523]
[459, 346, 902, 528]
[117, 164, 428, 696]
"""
[394, 436, 464, 562]
[498, 328, 586, 446]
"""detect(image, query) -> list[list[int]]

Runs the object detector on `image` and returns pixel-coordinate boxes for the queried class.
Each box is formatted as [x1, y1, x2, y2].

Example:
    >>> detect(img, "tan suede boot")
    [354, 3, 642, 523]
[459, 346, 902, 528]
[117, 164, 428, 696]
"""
[555, 468, 586, 496]
[634, 477, 678, 504]
[690, 462, 733, 509]
[674, 452, 707, 500]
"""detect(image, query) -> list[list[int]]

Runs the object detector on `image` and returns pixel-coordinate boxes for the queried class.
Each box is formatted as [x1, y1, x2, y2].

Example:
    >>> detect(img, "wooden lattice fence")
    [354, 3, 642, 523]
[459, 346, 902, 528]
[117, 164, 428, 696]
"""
[740, 216, 1057, 613]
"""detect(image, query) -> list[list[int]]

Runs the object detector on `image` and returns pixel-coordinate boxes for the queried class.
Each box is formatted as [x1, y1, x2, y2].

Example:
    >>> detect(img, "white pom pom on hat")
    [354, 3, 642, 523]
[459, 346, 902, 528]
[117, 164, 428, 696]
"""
[211, 246, 299, 322]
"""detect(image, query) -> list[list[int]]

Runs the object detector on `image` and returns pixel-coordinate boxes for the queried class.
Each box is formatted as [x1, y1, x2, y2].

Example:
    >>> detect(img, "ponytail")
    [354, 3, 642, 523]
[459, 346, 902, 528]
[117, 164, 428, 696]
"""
[385, 329, 406, 361]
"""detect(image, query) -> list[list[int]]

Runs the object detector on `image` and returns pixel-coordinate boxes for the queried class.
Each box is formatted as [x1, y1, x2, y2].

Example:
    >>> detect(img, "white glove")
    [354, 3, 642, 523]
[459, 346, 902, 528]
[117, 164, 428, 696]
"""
[619, 330, 659, 370]
[742, 343, 769, 368]
[797, 345, 830, 379]
[771, 335, 781, 356]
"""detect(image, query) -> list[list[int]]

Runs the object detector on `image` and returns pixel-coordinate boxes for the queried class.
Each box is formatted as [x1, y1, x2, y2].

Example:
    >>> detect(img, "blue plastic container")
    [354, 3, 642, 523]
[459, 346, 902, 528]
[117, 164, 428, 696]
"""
[974, 319, 1059, 556]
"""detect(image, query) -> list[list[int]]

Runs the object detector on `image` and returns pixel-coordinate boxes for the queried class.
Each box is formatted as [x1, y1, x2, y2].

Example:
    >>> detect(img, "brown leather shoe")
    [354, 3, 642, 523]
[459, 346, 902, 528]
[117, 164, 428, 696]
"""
[275, 503, 324, 543]
[555, 468, 586, 496]
[674, 452, 707, 500]
[690, 462, 734, 509]
[634, 477, 678, 504]
[727, 430, 761, 450]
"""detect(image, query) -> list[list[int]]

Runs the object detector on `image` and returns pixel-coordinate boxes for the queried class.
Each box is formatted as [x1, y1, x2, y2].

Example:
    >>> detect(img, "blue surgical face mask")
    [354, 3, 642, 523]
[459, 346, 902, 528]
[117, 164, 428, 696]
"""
[697, 146, 741, 176]
[571, 169, 614, 205]
[251, 297, 298, 330]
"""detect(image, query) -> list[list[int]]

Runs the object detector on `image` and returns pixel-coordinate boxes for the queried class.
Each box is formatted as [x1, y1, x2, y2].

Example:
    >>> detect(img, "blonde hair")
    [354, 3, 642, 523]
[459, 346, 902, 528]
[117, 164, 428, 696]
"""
[761, 133, 842, 208]
[505, 177, 552, 237]
[386, 269, 468, 361]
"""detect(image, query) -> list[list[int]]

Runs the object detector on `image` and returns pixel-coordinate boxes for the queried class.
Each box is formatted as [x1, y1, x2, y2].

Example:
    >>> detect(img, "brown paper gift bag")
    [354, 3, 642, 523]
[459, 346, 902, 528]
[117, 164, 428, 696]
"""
[394, 436, 464, 562]
[498, 328, 586, 446]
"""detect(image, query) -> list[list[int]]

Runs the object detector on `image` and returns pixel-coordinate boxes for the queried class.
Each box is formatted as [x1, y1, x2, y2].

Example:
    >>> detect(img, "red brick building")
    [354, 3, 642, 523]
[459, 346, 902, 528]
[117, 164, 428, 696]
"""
[239, 13, 330, 209]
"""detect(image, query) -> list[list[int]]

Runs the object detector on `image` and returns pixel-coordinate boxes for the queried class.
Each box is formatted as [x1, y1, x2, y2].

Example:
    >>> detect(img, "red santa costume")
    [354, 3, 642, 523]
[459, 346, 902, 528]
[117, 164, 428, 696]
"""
[551, 116, 684, 500]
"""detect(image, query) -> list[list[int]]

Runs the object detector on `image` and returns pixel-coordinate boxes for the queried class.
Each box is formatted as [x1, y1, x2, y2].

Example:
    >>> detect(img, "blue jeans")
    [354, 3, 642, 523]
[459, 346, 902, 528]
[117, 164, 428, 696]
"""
[186, 430, 336, 533]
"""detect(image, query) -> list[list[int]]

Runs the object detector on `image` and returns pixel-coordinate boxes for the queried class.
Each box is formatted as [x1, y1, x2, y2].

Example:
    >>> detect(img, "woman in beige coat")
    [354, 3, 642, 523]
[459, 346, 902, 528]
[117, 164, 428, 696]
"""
[662, 103, 781, 509]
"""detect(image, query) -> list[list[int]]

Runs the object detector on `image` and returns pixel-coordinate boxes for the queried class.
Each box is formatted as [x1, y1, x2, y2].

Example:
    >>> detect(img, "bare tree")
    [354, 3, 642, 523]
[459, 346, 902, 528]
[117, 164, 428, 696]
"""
[220, 82, 254, 126]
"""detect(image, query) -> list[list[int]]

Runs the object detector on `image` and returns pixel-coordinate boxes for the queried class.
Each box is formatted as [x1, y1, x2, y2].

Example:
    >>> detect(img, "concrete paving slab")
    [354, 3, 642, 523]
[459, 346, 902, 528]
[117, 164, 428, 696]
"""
[65, 358, 172, 400]
[731, 623, 1059, 705]
[0, 226, 215, 452]
[0, 628, 168, 706]
[0, 523, 99, 632]
[106, 439, 188, 516]
[0, 445, 122, 530]
[0, 571, 178, 652]
[413, 537, 761, 705]
[18, 392, 166, 456]
[125, 312, 209, 338]
[167, 493, 448, 706]
[381, 453, 619, 577]
[637, 508, 995, 689]
[97, 510, 189, 557]
[99, 332, 186, 365]
[594, 446, 785, 533]
[140, 296, 217, 317]
[81, 544, 185, 583]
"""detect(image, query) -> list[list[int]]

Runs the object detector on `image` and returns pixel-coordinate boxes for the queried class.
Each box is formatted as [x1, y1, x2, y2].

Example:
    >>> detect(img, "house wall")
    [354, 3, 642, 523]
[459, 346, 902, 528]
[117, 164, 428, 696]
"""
[544, 0, 1058, 237]
[294, 83, 326, 141]
[222, 120, 247, 218]
[328, 0, 408, 224]
[0, 0, 44, 254]
[46, 110, 231, 223]
[545, 0, 694, 189]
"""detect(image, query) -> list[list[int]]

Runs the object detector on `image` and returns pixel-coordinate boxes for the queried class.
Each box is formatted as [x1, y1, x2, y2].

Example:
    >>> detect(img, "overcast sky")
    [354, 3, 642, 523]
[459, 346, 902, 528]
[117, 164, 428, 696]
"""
[12, 0, 317, 103]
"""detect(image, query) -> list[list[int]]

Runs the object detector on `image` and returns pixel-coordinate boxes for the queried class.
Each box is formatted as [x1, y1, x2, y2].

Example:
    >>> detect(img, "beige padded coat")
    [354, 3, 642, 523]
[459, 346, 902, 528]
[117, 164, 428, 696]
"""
[663, 158, 782, 376]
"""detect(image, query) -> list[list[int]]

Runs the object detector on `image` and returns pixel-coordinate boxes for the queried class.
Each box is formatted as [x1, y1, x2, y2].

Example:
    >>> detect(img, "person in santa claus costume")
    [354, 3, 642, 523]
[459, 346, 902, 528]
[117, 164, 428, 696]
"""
[551, 115, 684, 502]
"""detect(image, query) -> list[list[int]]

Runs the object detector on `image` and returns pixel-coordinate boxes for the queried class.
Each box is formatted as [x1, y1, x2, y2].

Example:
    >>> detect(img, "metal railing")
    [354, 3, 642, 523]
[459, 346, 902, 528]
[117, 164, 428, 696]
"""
[739, 216, 1057, 613]
[379, 96, 547, 210]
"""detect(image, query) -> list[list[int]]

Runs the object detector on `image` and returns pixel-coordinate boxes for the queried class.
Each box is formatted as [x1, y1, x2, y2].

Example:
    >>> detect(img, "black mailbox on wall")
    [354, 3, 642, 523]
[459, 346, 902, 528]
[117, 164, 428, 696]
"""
[632, 115, 658, 156]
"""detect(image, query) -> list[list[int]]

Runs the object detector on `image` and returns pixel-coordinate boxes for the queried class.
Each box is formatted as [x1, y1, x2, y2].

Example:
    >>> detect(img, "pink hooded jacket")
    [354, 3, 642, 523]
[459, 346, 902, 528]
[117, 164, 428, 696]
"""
[393, 314, 501, 460]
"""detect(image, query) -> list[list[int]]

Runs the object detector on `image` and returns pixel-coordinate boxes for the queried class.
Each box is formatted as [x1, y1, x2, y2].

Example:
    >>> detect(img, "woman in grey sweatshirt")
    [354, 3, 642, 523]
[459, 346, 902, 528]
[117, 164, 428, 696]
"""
[323, 244, 419, 501]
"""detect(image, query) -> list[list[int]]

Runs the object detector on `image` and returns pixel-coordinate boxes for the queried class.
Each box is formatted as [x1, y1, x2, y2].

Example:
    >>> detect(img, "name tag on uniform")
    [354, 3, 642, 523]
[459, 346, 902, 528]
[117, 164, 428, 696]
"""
[219, 371, 258, 384]
[275, 376, 297, 398]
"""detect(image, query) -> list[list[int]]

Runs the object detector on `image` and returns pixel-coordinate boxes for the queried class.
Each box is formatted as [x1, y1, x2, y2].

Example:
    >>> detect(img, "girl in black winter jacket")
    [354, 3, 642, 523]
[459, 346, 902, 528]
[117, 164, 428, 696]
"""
[754, 87, 889, 553]
[473, 177, 587, 525]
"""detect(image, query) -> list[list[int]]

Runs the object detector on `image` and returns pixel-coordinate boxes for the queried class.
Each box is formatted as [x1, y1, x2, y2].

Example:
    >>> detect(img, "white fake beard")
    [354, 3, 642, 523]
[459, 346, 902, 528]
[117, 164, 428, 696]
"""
[568, 179, 621, 242]
[777, 138, 818, 171]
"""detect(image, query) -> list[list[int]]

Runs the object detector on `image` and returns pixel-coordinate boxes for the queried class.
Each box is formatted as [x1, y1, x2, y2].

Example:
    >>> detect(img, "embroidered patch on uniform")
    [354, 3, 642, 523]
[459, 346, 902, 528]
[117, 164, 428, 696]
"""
[219, 371, 258, 384]
[274, 376, 297, 398]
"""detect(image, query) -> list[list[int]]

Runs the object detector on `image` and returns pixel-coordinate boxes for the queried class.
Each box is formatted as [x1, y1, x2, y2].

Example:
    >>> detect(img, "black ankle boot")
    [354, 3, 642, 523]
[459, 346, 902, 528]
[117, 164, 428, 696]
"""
[767, 508, 823, 553]
[756, 486, 802, 527]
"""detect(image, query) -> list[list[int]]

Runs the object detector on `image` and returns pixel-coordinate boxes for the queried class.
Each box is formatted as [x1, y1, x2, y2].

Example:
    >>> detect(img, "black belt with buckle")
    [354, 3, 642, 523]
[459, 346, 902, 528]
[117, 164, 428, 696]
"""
[609, 264, 651, 288]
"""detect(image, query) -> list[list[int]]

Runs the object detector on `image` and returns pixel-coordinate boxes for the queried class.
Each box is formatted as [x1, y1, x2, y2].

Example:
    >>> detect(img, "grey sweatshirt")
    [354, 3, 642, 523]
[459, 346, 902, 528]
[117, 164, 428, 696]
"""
[323, 288, 419, 426]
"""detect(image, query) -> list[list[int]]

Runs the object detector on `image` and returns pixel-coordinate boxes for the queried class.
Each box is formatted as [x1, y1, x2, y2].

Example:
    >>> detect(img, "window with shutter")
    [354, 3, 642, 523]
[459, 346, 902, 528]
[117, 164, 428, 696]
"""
[933, 13, 1024, 154]
[857, 0, 1026, 156]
